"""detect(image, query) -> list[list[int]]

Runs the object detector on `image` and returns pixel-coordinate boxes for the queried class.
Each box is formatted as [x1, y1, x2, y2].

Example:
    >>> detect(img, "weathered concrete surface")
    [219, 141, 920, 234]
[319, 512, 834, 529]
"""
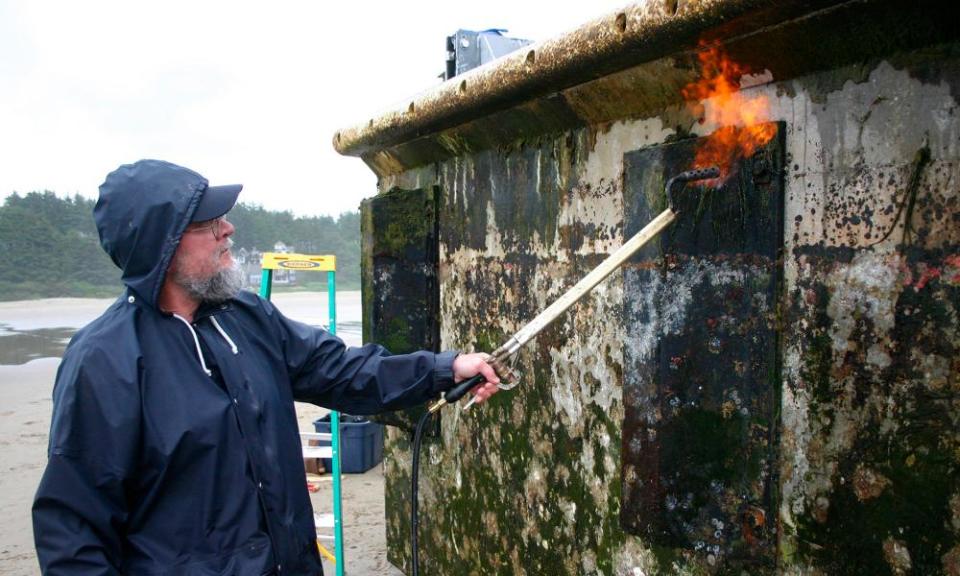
[342, 3, 960, 572]
[776, 58, 960, 575]
[362, 50, 960, 575]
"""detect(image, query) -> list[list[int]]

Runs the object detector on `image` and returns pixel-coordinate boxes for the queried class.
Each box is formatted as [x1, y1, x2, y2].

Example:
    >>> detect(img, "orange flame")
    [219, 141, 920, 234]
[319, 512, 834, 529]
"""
[682, 45, 775, 174]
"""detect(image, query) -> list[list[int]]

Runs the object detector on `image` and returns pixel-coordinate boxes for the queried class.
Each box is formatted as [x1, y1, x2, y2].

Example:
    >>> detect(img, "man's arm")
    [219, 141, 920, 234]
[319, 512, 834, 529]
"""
[271, 306, 499, 413]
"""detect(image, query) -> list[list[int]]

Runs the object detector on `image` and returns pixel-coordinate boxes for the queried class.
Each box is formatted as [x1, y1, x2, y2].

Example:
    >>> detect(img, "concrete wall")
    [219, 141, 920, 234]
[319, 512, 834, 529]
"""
[350, 5, 960, 574]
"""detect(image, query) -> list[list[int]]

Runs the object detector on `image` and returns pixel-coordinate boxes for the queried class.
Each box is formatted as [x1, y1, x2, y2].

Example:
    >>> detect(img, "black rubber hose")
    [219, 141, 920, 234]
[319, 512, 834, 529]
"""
[410, 408, 434, 576]
[412, 376, 488, 575]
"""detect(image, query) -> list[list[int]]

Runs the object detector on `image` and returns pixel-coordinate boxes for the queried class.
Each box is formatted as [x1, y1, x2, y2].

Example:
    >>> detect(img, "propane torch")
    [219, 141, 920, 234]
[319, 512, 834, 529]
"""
[426, 166, 721, 413]
[409, 166, 720, 576]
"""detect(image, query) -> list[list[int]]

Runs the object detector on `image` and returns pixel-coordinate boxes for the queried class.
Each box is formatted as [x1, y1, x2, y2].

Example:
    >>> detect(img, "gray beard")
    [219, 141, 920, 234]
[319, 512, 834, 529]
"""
[172, 245, 245, 304]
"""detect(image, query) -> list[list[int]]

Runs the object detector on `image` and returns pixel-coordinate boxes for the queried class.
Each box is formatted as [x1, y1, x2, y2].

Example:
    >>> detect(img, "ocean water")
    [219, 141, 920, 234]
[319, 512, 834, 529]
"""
[0, 290, 363, 367]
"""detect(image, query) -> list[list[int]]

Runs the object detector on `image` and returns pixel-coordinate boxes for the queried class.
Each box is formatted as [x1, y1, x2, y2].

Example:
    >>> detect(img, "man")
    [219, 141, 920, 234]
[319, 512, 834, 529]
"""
[32, 159, 499, 575]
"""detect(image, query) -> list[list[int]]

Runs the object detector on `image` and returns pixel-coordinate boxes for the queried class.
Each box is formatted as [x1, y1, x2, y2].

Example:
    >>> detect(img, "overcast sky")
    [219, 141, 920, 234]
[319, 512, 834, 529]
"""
[0, 1, 630, 217]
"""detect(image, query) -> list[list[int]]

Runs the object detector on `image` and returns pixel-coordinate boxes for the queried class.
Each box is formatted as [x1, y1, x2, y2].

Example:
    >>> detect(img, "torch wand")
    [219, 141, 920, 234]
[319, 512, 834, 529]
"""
[426, 165, 720, 414]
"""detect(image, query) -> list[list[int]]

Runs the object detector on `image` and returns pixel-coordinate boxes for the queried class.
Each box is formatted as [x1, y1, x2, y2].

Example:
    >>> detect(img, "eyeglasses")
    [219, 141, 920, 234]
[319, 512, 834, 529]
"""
[185, 216, 226, 240]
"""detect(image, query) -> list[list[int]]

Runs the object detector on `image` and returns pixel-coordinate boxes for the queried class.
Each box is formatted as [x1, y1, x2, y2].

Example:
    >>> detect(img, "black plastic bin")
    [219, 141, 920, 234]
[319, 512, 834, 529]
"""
[312, 414, 384, 474]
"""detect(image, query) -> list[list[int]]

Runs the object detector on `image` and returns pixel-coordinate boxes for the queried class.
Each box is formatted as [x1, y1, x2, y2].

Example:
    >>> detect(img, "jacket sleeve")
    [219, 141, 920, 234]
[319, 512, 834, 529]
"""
[32, 348, 139, 575]
[267, 302, 458, 414]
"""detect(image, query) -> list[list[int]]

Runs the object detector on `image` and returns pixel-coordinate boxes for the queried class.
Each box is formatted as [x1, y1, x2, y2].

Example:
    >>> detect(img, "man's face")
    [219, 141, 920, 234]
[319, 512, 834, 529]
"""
[169, 216, 245, 303]
[174, 216, 236, 279]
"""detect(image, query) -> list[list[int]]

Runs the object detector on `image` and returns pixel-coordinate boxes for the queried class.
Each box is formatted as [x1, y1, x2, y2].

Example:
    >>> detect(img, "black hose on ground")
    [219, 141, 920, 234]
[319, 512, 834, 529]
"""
[411, 373, 486, 574]
[410, 408, 433, 576]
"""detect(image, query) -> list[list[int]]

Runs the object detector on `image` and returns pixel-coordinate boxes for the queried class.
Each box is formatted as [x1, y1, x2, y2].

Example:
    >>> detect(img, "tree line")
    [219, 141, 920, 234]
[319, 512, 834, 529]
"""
[0, 191, 360, 301]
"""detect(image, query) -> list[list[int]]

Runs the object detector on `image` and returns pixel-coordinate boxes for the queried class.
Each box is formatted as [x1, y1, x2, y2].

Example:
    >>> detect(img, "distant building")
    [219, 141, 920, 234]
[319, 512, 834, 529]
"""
[242, 244, 297, 288]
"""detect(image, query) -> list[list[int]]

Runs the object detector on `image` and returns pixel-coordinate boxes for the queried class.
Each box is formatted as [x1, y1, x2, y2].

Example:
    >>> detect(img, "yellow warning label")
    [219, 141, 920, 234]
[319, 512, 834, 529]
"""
[261, 253, 336, 271]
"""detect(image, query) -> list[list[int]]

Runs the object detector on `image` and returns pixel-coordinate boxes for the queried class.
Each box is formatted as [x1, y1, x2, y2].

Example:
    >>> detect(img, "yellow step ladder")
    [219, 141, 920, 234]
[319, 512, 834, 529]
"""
[259, 252, 344, 576]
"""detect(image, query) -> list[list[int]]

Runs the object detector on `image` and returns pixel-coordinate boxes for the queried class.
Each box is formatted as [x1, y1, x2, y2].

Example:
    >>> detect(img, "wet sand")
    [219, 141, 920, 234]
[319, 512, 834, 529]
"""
[0, 293, 402, 576]
[0, 358, 58, 573]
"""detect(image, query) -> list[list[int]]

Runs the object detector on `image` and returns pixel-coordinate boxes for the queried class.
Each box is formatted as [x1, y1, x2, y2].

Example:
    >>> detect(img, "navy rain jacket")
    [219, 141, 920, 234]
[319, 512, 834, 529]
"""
[32, 160, 458, 575]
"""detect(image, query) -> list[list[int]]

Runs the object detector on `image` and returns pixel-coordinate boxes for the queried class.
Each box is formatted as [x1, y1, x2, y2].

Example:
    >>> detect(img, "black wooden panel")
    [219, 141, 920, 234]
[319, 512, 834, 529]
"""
[361, 186, 439, 432]
[620, 124, 784, 569]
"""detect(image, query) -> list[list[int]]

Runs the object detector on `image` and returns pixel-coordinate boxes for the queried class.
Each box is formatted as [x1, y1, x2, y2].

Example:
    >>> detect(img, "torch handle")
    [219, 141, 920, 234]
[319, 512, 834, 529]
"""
[444, 374, 486, 404]
[427, 373, 486, 413]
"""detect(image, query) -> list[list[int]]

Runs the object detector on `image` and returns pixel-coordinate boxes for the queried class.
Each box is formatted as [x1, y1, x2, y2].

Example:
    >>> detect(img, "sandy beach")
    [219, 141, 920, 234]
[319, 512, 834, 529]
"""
[0, 293, 402, 576]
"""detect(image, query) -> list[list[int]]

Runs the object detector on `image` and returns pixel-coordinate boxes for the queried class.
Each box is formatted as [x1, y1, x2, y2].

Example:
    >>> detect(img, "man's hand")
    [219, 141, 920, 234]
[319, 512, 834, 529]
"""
[451, 353, 501, 405]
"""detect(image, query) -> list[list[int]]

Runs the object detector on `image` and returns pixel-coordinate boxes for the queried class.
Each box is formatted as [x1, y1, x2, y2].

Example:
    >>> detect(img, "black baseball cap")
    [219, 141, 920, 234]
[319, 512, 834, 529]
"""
[192, 183, 242, 222]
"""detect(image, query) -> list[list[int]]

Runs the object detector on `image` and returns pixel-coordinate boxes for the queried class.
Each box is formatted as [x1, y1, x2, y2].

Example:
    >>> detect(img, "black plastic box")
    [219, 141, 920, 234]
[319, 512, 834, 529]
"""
[312, 414, 384, 474]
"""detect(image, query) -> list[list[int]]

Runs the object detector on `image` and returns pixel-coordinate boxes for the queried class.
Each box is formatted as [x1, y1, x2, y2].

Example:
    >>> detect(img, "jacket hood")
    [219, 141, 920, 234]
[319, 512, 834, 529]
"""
[95, 160, 208, 308]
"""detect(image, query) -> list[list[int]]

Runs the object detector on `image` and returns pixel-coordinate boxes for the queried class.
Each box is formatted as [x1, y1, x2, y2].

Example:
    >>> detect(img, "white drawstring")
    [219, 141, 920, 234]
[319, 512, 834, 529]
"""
[172, 314, 213, 376]
[210, 316, 239, 355]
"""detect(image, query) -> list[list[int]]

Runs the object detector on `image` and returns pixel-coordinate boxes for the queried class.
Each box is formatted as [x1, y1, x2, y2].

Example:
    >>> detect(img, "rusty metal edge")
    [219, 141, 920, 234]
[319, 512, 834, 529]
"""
[331, 0, 846, 158]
